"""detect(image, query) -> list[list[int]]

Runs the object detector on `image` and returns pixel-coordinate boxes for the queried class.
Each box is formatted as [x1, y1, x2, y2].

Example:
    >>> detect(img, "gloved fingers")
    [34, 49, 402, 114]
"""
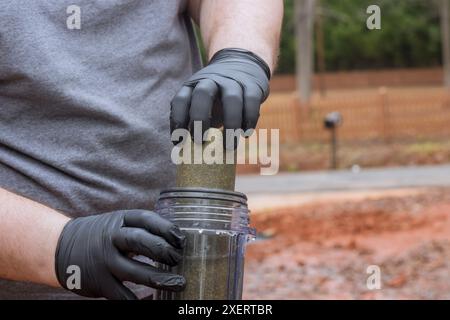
[111, 255, 186, 292]
[219, 79, 244, 149]
[189, 79, 219, 143]
[123, 210, 185, 249]
[102, 276, 138, 300]
[220, 79, 244, 132]
[243, 84, 263, 132]
[170, 86, 193, 136]
[113, 227, 182, 266]
[210, 99, 224, 128]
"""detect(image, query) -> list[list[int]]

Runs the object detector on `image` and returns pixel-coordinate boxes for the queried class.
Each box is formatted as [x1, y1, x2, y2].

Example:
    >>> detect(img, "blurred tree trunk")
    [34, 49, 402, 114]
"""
[315, 1, 326, 97]
[295, 0, 316, 105]
[441, 0, 450, 89]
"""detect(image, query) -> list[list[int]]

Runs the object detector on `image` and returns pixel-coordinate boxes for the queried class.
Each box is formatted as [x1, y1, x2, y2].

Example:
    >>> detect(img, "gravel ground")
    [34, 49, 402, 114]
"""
[243, 188, 450, 299]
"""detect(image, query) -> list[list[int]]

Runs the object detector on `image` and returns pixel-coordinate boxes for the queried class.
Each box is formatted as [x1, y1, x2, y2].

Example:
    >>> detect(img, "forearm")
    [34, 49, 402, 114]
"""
[0, 188, 69, 287]
[190, 0, 283, 73]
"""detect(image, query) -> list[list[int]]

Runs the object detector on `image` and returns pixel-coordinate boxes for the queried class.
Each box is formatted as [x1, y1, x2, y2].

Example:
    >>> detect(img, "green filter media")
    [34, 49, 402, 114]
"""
[175, 128, 237, 191]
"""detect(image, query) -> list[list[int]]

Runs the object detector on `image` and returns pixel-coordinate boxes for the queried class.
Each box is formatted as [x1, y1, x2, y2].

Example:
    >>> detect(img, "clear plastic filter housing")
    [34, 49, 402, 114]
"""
[155, 188, 256, 300]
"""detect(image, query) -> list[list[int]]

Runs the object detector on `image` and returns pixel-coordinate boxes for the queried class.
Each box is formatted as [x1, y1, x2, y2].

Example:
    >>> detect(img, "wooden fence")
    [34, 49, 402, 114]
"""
[271, 68, 444, 91]
[258, 87, 450, 144]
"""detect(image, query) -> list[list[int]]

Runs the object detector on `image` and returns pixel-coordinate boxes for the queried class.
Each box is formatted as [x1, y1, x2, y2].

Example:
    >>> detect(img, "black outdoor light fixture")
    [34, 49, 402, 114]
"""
[324, 112, 343, 170]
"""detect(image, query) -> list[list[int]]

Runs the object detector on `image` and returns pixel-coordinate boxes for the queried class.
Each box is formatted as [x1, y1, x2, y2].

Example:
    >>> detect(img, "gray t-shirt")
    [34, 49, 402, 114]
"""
[0, 0, 201, 299]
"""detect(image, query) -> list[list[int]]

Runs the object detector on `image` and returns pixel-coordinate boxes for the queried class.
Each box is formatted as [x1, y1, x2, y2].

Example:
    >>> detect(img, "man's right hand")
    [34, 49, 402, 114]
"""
[55, 210, 186, 300]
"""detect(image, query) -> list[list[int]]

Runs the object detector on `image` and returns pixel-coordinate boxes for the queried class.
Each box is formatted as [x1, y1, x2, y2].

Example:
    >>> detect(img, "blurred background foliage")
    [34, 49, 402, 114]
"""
[278, 0, 443, 73]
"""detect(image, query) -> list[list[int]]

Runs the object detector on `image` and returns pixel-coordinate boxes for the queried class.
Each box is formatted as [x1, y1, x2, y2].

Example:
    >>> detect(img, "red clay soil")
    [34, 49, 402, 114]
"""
[243, 188, 450, 299]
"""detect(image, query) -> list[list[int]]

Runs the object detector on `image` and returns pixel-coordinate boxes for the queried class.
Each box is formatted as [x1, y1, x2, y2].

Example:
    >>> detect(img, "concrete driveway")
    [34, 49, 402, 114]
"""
[236, 164, 450, 211]
[236, 164, 450, 194]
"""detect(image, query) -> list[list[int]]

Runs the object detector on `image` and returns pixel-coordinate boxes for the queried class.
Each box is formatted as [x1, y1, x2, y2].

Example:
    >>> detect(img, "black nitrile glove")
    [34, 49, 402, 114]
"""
[170, 48, 271, 142]
[55, 210, 186, 300]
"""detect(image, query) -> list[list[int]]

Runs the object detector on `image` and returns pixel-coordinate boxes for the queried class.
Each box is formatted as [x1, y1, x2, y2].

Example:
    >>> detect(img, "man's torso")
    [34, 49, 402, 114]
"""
[0, 0, 200, 299]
